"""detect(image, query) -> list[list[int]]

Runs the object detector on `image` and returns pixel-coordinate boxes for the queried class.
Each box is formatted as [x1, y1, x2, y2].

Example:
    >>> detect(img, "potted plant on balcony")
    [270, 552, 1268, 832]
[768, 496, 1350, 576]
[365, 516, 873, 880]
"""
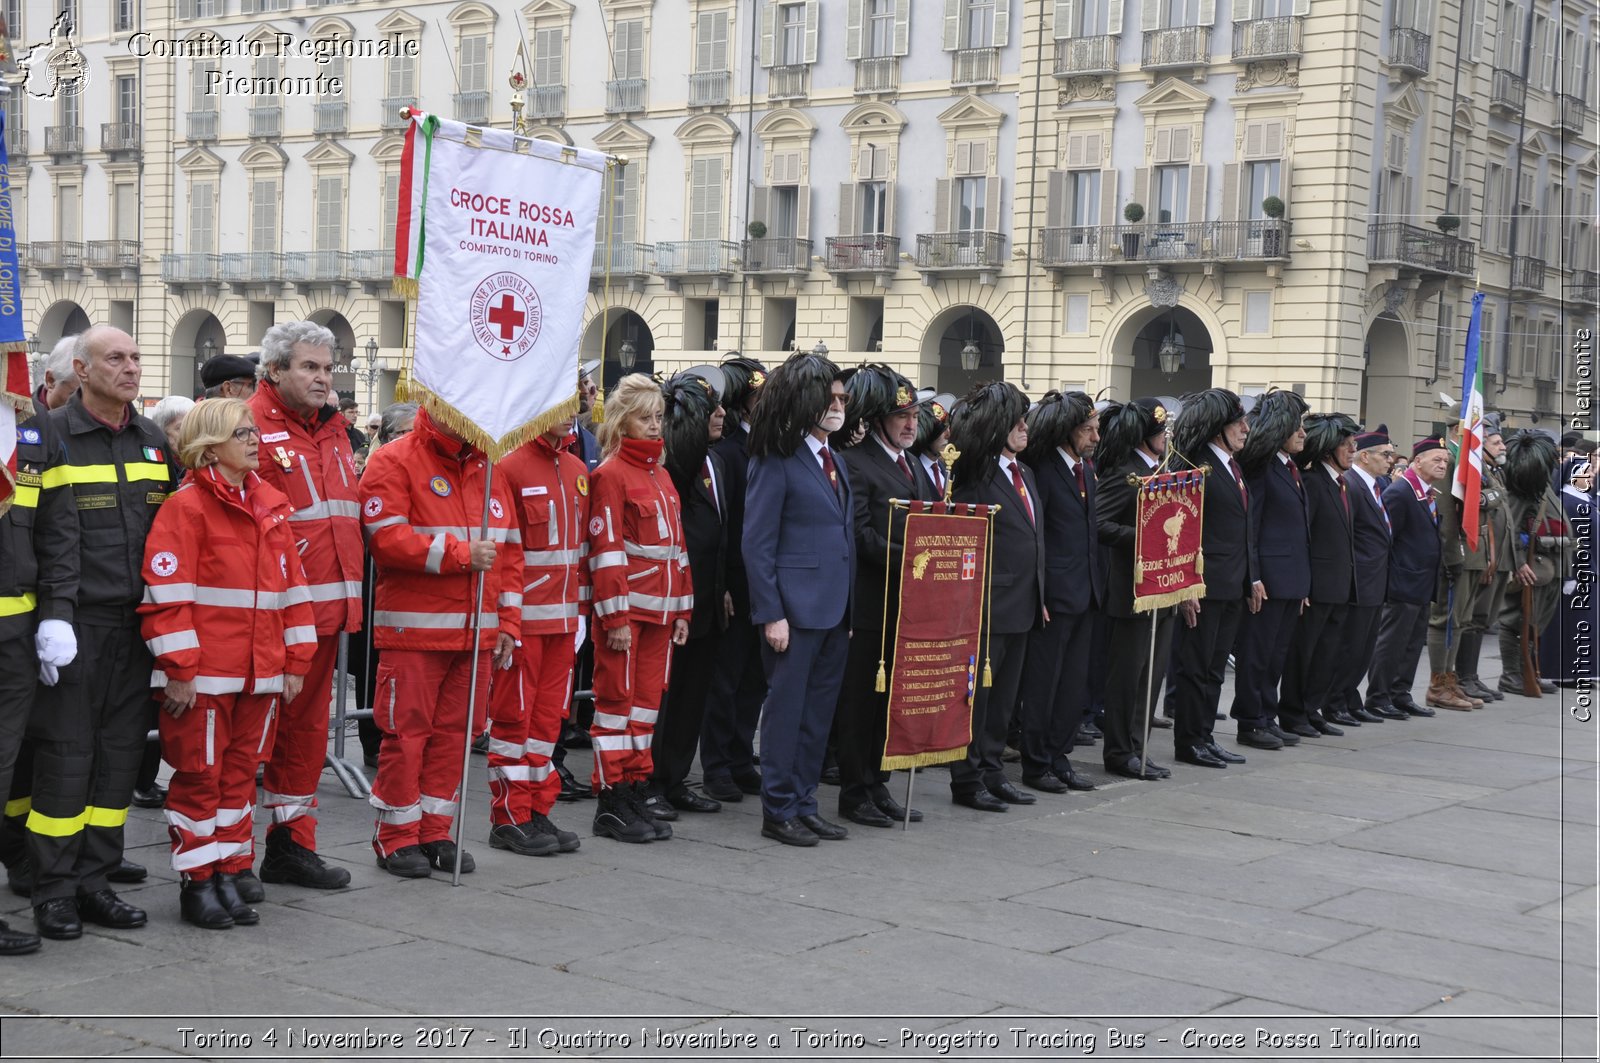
[1121, 202, 1145, 259]
[745, 220, 767, 269]
[1435, 214, 1461, 234]
[1261, 195, 1286, 256]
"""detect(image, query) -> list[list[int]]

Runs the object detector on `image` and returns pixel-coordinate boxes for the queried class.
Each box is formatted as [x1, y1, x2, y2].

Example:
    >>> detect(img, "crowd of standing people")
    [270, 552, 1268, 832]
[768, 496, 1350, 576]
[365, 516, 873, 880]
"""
[0, 333, 1588, 950]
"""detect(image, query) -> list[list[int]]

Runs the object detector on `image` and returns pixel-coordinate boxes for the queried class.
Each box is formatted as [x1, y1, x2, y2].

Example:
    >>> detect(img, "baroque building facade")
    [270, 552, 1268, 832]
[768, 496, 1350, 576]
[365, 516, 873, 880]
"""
[7, 0, 1597, 439]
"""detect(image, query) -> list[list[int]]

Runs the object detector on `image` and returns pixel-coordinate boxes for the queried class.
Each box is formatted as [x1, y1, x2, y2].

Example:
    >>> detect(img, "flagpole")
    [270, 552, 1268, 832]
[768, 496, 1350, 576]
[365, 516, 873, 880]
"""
[452, 458, 496, 887]
[1140, 608, 1158, 779]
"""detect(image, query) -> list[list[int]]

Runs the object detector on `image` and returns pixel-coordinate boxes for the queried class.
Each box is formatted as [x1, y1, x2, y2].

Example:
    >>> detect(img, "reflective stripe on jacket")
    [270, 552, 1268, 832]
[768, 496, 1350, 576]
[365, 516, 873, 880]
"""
[496, 434, 590, 635]
[585, 437, 692, 630]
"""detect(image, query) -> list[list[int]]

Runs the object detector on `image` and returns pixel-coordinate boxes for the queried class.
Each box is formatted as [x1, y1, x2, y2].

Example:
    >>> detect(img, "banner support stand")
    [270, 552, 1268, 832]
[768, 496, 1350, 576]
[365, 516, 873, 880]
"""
[452, 458, 496, 887]
[901, 767, 916, 831]
[325, 631, 371, 799]
[1139, 607, 1158, 779]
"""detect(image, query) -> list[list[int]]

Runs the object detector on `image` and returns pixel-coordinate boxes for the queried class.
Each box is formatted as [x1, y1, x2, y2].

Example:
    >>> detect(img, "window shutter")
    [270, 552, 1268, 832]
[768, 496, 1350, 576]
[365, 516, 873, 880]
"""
[934, 177, 952, 231]
[1542, 19, 1557, 90]
[893, 0, 911, 54]
[1153, 127, 1172, 163]
[1278, 157, 1292, 212]
[1264, 120, 1284, 156]
[839, 182, 857, 236]
[858, 145, 874, 179]
[804, 0, 820, 63]
[760, 2, 776, 66]
[943, 0, 960, 50]
[972, 139, 989, 174]
[1141, 0, 1159, 30]
[1045, 169, 1068, 227]
[1243, 122, 1264, 158]
[1132, 166, 1149, 208]
[1055, 0, 1076, 39]
[1099, 168, 1118, 228]
[1221, 162, 1241, 220]
[993, 0, 1010, 46]
[1232, 0, 1250, 20]
[796, 185, 811, 240]
[749, 185, 768, 232]
[1171, 127, 1192, 162]
[1468, 0, 1484, 58]
[1387, 129, 1407, 168]
[1107, 0, 1124, 32]
[1398, 174, 1413, 219]
[846, 0, 864, 59]
[985, 176, 1002, 234]
[1065, 134, 1086, 168]
[1188, 163, 1207, 221]
[955, 140, 973, 175]
[1199, 0, 1215, 24]
[884, 179, 897, 234]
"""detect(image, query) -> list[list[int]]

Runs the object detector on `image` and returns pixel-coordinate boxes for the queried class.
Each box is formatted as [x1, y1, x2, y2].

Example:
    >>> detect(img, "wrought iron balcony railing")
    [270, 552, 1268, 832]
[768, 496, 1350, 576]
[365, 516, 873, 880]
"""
[186, 111, 218, 142]
[1570, 269, 1599, 305]
[825, 234, 900, 272]
[742, 236, 811, 273]
[31, 241, 83, 271]
[1142, 25, 1209, 70]
[86, 239, 139, 271]
[655, 239, 739, 275]
[1509, 254, 1546, 293]
[767, 64, 809, 100]
[4, 126, 26, 160]
[314, 101, 348, 135]
[854, 56, 900, 94]
[453, 90, 491, 125]
[951, 47, 999, 86]
[43, 126, 82, 155]
[382, 97, 413, 130]
[528, 85, 566, 120]
[221, 252, 286, 284]
[1367, 222, 1476, 277]
[100, 122, 140, 153]
[1387, 27, 1430, 75]
[604, 78, 646, 114]
[1556, 94, 1588, 136]
[1054, 35, 1118, 76]
[1232, 17, 1303, 61]
[591, 242, 655, 277]
[915, 231, 1007, 270]
[284, 250, 353, 283]
[348, 250, 391, 282]
[1040, 220, 1295, 266]
[248, 105, 281, 139]
[1491, 68, 1526, 114]
[688, 71, 731, 107]
[161, 253, 222, 283]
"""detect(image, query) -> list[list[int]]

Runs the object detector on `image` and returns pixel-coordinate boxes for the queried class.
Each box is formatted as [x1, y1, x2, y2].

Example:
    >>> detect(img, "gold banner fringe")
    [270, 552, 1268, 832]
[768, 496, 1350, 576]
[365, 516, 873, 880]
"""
[1133, 583, 1206, 612]
[392, 276, 419, 300]
[397, 380, 581, 462]
[881, 746, 968, 772]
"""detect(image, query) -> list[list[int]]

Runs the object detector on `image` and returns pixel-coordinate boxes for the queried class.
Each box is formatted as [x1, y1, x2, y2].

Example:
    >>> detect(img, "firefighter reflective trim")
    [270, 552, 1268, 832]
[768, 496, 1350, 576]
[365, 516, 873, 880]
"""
[523, 546, 583, 565]
[172, 841, 221, 871]
[263, 790, 317, 823]
[369, 794, 423, 824]
[41, 461, 171, 488]
[283, 625, 317, 646]
[159, 586, 294, 610]
[305, 580, 363, 602]
[593, 710, 630, 730]
[632, 733, 655, 750]
[147, 630, 201, 656]
[578, 585, 593, 602]
[418, 793, 457, 817]
[149, 672, 283, 696]
[623, 542, 681, 561]
[592, 594, 629, 617]
[10, 485, 38, 509]
[284, 585, 312, 607]
[26, 806, 89, 837]
[488, 764, 540, 781]
[414, 524, 471, 538]
[497, 591, 523, 609]
[526, 738, 556, 757]
[424, 534, 448, 574]
[486, 736, 525, 759]
[213, 838, 253, 863]
[488, 736, 555, 758]
[629, 706, 659, 725]
[590, 550, 627, 570]
[143, 582, 197, 604]
[165, 808, 217, 835]
[214, 804, 254, 828]
[0, 592, 37, 618]
[4, 796, 30, 817]
[487, 527, 517, 544]
[521, 602, 578, 621]
[372, 609, 499, 629]
[590, 734, 632, 751]
[289, 499, 362, 522]
[364, 515, 407, 533]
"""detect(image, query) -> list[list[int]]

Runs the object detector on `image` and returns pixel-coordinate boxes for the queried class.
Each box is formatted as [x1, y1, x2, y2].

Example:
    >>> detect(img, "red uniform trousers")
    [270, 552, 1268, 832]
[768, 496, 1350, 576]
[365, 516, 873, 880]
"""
[369, 649, 489, 856]
[589, 620, 672, 789]
[486, 634, 573, 825]
[260, 633, 338, 849]
[161, 692, 279, 881]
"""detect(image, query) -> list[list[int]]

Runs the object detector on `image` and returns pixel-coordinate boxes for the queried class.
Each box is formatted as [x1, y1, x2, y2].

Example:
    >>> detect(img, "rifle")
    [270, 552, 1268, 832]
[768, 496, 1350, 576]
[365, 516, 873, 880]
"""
[1521, 582, 1542, 698]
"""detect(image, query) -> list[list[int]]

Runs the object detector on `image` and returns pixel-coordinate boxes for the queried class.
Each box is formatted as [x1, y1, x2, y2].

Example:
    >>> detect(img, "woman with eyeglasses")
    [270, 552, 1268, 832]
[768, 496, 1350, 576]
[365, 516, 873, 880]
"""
[138, 398, 317, 929]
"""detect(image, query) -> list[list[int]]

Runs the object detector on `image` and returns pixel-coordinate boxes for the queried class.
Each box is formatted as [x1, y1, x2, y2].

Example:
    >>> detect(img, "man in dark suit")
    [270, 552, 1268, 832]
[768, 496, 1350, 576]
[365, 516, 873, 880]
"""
[1279, 413, 1362, 737]
[1230, 390, 1310, 753]
[743, 352, 855, 847]
[947, 382, 1046, 812]
[700, 356, 768, 803]
[1366, 438, 1450, 719]
[1095, 398, 1175, 780]
[1333, 428, 1397, 725]
[645, 369, 730, 820]
[1170, 389, 1258, 769]
[910, 391, 956, 499]
[834, 368, 934, 828]
[1017, 391, 1105, 794]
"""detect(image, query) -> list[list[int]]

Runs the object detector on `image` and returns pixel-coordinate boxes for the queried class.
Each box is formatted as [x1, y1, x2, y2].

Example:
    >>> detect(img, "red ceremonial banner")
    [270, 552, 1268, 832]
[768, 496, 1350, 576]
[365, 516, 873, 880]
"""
[881, 503, 994, 769]
[1132, 469, 1208, 612]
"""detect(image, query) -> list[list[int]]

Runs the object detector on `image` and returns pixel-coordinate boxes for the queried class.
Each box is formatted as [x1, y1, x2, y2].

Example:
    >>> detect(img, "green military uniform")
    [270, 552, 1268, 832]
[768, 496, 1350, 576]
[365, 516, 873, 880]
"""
[1496, 483, 1573, 693]
[1426, 450, 1508, 677]
[1458, 461, 1515, 696]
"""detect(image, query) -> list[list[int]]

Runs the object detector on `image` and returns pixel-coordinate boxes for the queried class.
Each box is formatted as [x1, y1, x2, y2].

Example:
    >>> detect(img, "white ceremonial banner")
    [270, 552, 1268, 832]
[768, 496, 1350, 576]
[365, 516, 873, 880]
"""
[398, 115, 606, 457]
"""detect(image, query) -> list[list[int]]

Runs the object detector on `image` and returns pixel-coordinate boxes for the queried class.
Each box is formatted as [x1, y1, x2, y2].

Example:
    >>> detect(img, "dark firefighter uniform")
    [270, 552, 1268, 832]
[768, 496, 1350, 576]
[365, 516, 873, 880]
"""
[27, 395, 178, 910]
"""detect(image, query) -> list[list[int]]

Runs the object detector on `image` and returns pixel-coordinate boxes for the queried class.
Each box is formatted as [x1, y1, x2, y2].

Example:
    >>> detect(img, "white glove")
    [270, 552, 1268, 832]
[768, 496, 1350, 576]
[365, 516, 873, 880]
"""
[36, 619, 77, 687]
[573, 615, 587, 654]
[1563, 579, 1578, 596]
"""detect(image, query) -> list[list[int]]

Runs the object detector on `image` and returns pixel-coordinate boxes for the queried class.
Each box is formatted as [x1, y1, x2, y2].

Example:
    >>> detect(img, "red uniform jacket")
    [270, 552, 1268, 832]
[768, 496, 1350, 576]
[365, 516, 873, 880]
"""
[585, 437, 692, 631]
[248, 380, 365, 635]
[360, 408, 522, 651]
[496, 434, 591, 636]
[139, 467, 318, 695]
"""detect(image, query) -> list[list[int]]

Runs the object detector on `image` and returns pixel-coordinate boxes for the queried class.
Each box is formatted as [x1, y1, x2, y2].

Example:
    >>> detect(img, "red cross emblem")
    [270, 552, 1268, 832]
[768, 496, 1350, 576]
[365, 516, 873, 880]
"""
[470, 272, 543, 362]
[486, 294, 525, 352]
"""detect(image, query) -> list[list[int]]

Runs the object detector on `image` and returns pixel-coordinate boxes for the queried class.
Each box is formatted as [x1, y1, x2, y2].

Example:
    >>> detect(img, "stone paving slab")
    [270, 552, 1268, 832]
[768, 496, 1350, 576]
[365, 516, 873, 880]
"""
[1335, 804, 1587, 883]
[1303, 887, 1574, 962]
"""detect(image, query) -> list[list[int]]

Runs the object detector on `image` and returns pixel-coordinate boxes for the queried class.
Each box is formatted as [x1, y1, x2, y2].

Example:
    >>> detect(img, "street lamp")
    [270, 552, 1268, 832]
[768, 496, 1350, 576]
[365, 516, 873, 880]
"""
[198, 337, 216, 365]
[352, 338, 383, 411]
[618, 340, 637, 370]
[959, 341, 981, 371]
[1157, 334, 1184, 376]
[811, 341, 828, 358]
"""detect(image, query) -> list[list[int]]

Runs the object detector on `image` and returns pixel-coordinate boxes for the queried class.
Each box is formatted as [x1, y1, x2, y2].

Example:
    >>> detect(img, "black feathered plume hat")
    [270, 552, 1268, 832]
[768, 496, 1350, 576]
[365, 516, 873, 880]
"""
[1094, 397, 1169, 473]
[1021, 390, 1095, 469]
[661, 369, 720, 485]
[718, 354, 768, 416]
[1502, 430, 1558, 505]
[1298, 412, 1362, 469]
[1170, 388, 1247, 466]
[746, 350, 841, 459]
[913, 389, 957, 456]
[949, 381, 1029, 490]
[1236, 388, 1310, 477]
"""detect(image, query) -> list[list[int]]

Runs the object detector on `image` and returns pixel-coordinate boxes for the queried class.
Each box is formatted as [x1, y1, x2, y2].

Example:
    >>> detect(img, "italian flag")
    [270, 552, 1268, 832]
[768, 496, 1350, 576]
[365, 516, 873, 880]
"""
[1454, 291, 1488, 551]
[0, 108, 30, 517]
[392, 110, 437, 300]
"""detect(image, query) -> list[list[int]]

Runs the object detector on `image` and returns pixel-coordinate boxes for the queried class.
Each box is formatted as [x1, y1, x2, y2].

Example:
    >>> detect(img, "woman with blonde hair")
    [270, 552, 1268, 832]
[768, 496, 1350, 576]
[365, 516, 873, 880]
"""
[139, 398, 317, 928]
[584, 374, 692, 843]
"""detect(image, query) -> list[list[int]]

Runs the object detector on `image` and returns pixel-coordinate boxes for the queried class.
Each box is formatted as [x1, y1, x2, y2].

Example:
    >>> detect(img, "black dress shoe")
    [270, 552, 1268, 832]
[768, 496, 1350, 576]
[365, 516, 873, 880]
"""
[1071, 727, 1099, 746]
[952, 789, 1008, 812]
[731, 769, 763, 795]
[1327, 709, 1361, 726]
[33, 898, 81, 940]
[179, 880, 234, 930]
[1237, 727, 1285, 750]
[1539, 678, 1558, 694]
[841, 802, 894, 828]
[1401, 701, 1436, 717]
[1105, 756, 1168, 780]
[1372, 703, 1410, 720]
[0, 918, 40, 955]
[1056, 765, 1096, 791]
[870, 792, 922, 822]
[666, 786, 721, 813]
[77, 889, 146, 930]
[1149, 714, 1173, 728]
[798, 813, 848, 840]
[1204, 741, 1246, 764]
[213, 874, 260, 926]
[555, 762, 593, 802]
[701, 776, 745, 803]
[1141, 757, 1173, 778]
[1078, 719, 1103, 738]
[1307, 714, 1344, 737]
[1350, 705, 1385, 722]
[1286, 721, 1320, 739]
[1176, 744, 1228, 768]
[6, 857, 33, 898]
[107, 858, 147, 884]
[988, 780, 1037, 805]
[231, 869, 266, 903]
[761, 817, 819, 847]
[1021, 771, 1069, 794]
[1264, 722, 1301, 746]
[819, 765, 842, 786]
[641, 792, 680, 821]
[130, 785, 166, 809]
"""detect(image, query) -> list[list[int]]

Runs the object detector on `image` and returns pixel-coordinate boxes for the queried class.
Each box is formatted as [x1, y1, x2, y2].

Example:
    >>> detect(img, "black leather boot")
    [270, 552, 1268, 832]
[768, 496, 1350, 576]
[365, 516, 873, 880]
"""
[180, 879, 234, 930]
[214, 874, 260, 926]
